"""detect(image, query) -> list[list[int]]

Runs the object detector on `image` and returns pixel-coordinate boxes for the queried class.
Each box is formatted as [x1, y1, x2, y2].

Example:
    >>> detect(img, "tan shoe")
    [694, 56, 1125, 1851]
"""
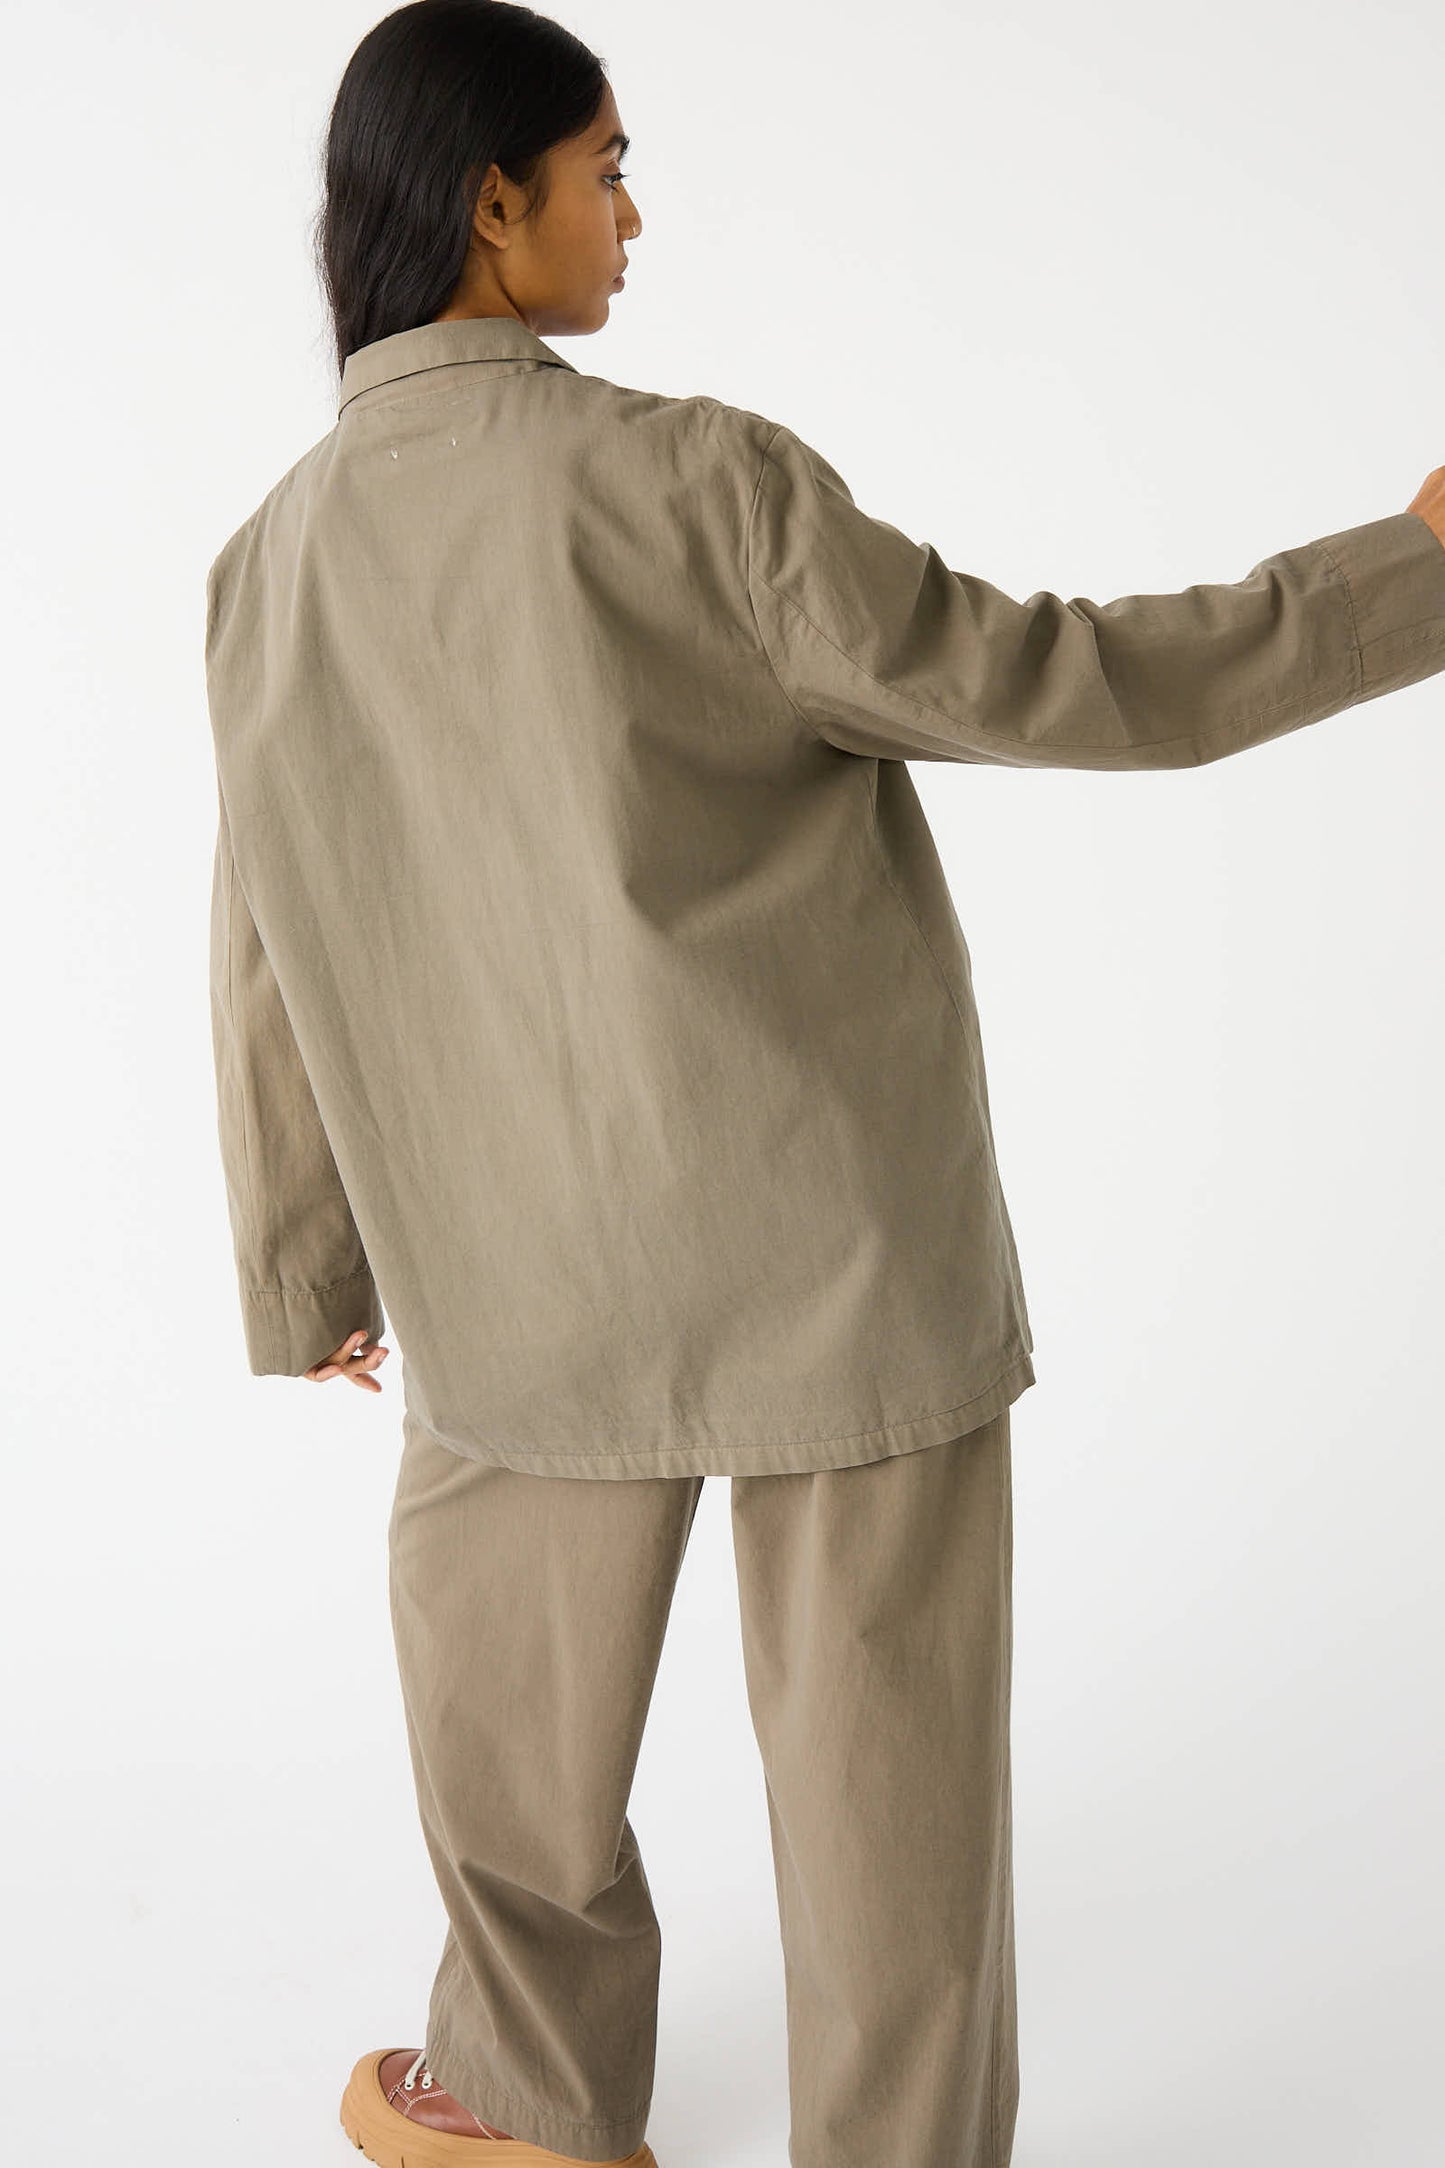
[339, 2048, 659, 2168]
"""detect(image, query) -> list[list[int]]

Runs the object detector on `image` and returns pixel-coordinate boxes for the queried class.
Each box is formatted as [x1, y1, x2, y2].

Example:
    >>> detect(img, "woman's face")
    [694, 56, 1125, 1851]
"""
[438, 78, 641, 334]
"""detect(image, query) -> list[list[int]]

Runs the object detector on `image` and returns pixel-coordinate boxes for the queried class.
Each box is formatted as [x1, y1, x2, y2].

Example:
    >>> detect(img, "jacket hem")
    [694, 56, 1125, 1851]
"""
[401, 1346, 1037, 1480]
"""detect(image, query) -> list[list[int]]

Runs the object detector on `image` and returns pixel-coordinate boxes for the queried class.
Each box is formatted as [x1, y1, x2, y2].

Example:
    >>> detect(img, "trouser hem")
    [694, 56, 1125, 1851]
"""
[423, 2024, 653, 2161]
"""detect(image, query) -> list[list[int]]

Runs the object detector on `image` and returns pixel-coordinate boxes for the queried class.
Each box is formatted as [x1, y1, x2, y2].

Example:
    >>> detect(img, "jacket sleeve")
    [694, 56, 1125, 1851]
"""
[209, 781, 385, 1376]
[745, 420, 1445, 766]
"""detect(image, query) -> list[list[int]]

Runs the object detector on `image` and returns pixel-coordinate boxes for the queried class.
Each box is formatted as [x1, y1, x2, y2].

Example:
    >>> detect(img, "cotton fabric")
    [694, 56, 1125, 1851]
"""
[204, 314, 1445, 1477]
[387, 1399, 1018, 2167]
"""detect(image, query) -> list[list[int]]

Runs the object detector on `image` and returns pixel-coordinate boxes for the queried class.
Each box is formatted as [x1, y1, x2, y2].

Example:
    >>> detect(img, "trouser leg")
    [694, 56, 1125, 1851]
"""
[386, 1410, 703, 2162]
[729, 1409, 1019, 2168]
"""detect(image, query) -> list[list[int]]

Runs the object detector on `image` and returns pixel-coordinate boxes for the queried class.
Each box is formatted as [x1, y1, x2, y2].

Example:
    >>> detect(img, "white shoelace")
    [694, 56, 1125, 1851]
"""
[399, 2048, 509, 2139]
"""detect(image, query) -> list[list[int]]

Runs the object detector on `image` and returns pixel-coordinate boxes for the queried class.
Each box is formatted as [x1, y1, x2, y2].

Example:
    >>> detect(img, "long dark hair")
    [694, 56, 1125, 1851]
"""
[314, 0, 608, 383]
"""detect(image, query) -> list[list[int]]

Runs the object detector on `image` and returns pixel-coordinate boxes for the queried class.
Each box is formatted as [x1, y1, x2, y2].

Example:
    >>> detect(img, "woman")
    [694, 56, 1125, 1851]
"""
[203, 4, 1445, 2164]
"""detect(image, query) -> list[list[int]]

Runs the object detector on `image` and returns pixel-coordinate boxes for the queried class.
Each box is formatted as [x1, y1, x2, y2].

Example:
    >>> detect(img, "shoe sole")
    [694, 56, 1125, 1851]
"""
[339, 2049, 658, 2168]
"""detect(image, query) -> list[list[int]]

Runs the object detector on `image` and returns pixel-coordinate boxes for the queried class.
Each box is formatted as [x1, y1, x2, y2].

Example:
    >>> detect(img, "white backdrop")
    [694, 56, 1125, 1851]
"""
[3, 1, 1443, 2162]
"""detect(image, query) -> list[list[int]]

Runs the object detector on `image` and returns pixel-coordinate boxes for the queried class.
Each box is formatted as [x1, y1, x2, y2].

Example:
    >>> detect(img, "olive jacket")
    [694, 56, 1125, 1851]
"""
[204, 313, 1445, 1476]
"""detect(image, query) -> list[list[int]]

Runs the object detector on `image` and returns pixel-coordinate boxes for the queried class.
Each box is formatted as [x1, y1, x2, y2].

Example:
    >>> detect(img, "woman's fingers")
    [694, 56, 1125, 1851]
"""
[306, 1328, 390, 1384]
[306, 1328, 370, 1380]
[348, 1342, 390, 1391]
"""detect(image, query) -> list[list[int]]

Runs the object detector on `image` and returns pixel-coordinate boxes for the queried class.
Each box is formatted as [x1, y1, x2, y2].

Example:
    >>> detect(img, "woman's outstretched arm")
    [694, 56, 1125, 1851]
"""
[746, 425, 1445, 767]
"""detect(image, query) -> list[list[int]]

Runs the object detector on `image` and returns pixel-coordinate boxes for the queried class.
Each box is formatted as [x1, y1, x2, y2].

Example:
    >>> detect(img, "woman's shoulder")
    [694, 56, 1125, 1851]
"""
[558, 361, 787, 476]
[205, 432, 334, 602]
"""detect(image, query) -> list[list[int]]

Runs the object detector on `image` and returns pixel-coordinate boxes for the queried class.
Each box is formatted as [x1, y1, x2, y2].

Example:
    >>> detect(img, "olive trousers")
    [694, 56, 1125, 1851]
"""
[386, 1402, 1019, 2167]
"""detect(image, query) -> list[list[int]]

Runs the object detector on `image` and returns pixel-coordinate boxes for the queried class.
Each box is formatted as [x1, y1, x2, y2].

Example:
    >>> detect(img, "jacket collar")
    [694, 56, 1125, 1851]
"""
[338, 315, 579, 415]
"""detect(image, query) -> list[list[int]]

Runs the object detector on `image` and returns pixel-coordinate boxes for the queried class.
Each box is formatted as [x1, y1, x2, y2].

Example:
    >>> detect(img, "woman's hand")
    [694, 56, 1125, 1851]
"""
[304, 1327, 391, 1390]
[1406, 465, 1445, 548]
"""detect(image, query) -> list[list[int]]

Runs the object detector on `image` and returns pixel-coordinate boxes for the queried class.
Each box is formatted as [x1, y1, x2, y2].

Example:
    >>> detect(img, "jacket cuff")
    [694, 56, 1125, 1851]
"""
[1309, 510, 1445, 704]
[240, 1266, 385, 1376]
